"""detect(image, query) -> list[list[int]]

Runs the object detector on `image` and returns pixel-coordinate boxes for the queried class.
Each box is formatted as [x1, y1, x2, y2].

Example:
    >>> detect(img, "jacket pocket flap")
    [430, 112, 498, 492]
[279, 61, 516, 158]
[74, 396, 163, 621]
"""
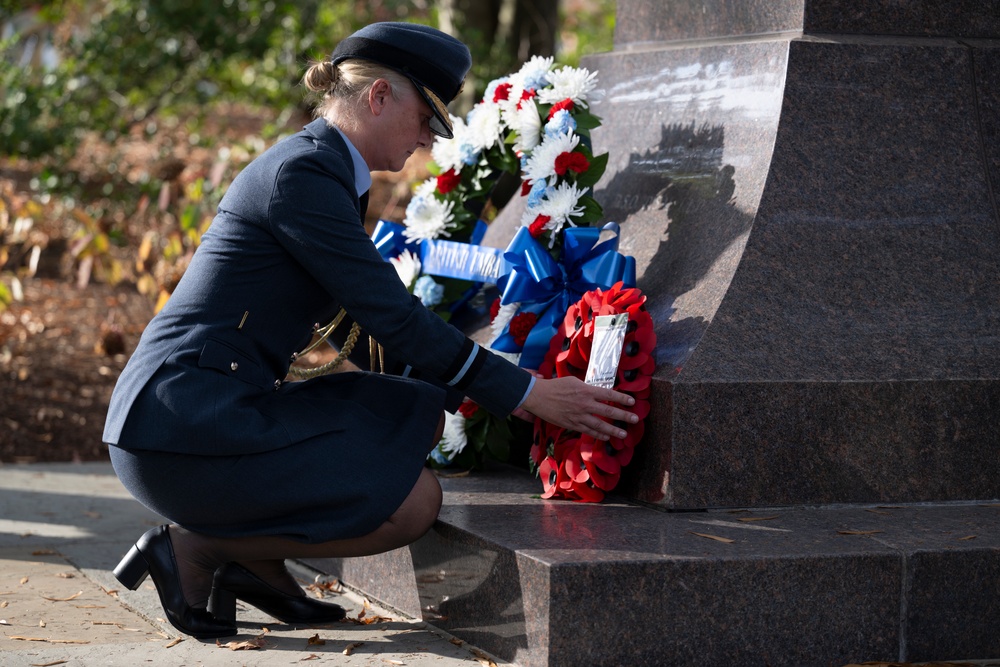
[198, 337, 266, 388]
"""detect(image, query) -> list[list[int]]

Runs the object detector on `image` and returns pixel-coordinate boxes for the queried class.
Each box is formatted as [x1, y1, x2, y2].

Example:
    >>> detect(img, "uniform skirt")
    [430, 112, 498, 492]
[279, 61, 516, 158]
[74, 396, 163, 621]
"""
[109, 371, 446, 544]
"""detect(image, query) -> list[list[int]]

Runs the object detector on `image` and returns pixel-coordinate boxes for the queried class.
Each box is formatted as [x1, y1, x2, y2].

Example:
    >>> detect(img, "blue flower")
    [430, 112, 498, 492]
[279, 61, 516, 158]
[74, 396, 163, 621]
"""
[428, 446, 453, 465]
[545, 109, 577, 138]
[459, 143, 479, 166]
[414, 275, 445, 307]
[527, 179, 550, 208]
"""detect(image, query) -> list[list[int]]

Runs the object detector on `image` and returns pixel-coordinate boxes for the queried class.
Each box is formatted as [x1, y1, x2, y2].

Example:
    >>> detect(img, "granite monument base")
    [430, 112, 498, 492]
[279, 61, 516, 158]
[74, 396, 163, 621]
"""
[305, 468, 1000, 667]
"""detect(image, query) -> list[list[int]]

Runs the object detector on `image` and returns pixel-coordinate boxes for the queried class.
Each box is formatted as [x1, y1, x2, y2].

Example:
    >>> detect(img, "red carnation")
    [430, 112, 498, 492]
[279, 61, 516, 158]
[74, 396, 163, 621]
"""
[547, 98, 575, 120]
[436, 169, 461, 194]
[489, 297, 502, 323]
[516, 88, 536, 109]
[521, 179, 533, 196]
[554, 151, 590, 176]
[528, 214, 551, 238]
[458, 400, 480, 419]
[509, 311, 539, 347]
[492, 82, 513, 103]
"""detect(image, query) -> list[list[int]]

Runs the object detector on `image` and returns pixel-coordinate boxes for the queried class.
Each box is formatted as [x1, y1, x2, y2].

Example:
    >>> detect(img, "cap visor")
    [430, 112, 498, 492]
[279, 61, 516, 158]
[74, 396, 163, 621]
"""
[416, 85, 454, 138]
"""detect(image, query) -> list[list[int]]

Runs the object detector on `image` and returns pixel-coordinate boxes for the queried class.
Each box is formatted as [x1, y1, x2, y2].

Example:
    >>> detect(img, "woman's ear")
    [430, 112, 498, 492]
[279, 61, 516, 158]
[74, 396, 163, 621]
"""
[368, 78, 391, 117]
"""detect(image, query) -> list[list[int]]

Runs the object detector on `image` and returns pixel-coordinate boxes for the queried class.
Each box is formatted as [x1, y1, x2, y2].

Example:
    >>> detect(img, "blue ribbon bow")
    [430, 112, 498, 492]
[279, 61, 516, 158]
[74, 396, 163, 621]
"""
[492, 222, 636, 369]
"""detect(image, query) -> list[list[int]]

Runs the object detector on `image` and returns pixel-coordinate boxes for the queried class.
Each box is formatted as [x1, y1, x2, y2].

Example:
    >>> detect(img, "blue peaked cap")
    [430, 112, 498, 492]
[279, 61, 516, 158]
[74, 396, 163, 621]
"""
[332, 22, 471, 139]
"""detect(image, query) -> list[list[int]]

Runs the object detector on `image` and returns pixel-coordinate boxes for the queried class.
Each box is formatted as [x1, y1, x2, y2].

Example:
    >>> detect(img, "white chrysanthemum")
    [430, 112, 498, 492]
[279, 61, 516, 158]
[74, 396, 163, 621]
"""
[438, 411, 468, 458]
[491, 301, 521, 340]
[413, 176, 437, 199]
[431, 115, 470, 172]
[515, 55, 555, 92]
[522, 130, 579, 184]
[502, 102, 542, 154]
[519, 181, 588, 247]
[465, 103, 505, 152]
[536, 66, 599, 108]
[389, 250, 421, 290]
[539, 181, 587, 225]
[402, 195, 456, 242]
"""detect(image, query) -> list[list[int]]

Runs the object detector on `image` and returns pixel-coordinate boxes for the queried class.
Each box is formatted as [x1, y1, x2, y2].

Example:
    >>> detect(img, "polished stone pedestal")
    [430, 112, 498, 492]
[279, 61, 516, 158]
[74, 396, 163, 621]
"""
[306, 469, 1000, 667]
[311, 1, 1000, 664]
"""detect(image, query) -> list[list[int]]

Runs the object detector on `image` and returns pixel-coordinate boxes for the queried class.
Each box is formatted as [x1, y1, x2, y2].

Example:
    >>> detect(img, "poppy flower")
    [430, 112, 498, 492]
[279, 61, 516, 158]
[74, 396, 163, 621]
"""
[531, 284, 656, 502]
[580, 435, 626, 474]
[539, 456, 563, 499]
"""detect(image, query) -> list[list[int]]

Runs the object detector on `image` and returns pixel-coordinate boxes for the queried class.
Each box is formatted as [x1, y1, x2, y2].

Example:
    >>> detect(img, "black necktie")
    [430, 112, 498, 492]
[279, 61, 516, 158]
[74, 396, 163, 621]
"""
[359, 190, 370, 221]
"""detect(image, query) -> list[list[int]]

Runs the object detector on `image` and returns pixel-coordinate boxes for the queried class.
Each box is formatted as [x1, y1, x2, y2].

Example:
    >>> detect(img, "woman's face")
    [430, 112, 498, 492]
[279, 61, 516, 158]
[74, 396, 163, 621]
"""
[370, 80, 434, 172]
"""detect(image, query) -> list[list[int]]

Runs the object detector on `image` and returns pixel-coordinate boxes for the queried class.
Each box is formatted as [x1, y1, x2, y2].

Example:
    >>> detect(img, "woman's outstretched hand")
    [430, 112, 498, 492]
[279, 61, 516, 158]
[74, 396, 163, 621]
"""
[515, 375, 638, 441]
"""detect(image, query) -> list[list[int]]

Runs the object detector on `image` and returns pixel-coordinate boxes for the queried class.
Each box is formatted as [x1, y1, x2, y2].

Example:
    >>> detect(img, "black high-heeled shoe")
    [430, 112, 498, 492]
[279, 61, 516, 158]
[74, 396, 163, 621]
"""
[113, 525, 237, 639]
[208, 563, 346, 625]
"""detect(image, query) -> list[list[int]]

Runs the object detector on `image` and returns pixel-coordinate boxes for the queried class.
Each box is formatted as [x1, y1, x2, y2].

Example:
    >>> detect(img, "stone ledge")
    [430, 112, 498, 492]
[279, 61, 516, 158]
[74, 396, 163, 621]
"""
[305, 467, 1000, 667]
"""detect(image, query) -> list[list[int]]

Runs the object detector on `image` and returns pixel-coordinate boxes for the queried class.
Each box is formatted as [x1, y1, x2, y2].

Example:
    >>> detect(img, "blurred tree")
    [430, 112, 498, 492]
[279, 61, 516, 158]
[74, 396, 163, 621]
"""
[0, 0, 434, 159]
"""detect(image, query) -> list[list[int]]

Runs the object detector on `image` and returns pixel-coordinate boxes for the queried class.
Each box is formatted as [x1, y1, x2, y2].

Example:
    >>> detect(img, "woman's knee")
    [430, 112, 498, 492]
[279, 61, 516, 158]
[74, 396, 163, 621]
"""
[390, 468, 441, 541]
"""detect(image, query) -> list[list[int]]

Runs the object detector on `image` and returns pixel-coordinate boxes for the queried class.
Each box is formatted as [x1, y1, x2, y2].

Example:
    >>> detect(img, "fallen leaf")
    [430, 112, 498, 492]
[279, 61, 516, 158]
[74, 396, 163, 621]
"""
[38, 620, 46, 627]
[55, 572, 75, 579]
[837, 530, 883, 536]
[958, 535, 977, 541]
[10, 637, 90, 644]
[306, 634, 326, 646]
[737, 516, 778, 522]
[30, 660, 68, 667]
[449, 638, 464, 647]
[0, 619, 9, 625]
[689, 532, 735, 544]
[470, 648, 498, 667]
[302, 654, 321, 661]
[82, 511, 101, 519]
[343, 641, 364, 656]
[164, 638, 184, 648]
[42, 591, 83, 602]
[31, 550, 58, 556]
[216, 637, 266, 651]
[1, 601, 8, 608]
[20, 577, 29, 585]
[383, 660, 405, 666]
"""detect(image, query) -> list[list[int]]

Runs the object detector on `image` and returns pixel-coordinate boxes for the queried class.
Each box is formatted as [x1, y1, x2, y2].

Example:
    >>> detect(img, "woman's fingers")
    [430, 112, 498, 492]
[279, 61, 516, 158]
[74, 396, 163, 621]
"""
[521, 376, 640, 438]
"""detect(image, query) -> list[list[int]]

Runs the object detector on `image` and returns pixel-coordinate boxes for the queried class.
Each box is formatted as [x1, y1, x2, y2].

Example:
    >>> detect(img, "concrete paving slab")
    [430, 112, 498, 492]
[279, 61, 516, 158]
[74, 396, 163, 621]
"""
[0, 462, 507, 667]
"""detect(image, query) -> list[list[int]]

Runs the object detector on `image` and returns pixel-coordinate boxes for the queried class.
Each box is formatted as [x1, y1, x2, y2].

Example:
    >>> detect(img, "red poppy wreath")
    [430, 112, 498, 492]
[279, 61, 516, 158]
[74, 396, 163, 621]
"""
[531, 281, 656, 502]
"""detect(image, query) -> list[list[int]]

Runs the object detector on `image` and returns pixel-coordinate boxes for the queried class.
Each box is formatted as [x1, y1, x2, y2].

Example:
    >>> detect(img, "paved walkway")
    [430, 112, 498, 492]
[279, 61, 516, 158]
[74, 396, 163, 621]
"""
[0, 461, 504, 666]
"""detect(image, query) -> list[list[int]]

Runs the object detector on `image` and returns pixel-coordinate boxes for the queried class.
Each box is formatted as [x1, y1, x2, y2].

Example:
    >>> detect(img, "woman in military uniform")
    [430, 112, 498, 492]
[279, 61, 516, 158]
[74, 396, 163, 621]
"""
[106, 22, 638, 639]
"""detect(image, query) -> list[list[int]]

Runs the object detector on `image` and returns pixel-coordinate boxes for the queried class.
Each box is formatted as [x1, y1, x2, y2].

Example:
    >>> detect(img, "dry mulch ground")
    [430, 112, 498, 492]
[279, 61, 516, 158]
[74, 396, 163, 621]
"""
[1, 107, 430, 464]
[0, 277, 152, 463]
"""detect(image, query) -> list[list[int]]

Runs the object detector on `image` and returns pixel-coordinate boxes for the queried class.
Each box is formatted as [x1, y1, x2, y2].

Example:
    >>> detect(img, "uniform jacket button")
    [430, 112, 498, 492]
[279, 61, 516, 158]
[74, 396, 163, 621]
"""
[230, 361, 239, 372]
[274, 379, 282, 390]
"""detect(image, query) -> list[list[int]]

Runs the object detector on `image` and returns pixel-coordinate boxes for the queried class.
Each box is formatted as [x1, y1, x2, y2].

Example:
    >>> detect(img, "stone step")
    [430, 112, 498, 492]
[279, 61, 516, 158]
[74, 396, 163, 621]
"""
[305, 467, 1000, 667]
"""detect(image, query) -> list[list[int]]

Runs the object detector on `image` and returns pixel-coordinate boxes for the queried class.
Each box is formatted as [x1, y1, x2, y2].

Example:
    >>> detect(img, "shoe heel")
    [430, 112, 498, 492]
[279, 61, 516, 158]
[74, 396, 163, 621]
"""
[113, 544, 150, 590]
[208, 586, 237, 624]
